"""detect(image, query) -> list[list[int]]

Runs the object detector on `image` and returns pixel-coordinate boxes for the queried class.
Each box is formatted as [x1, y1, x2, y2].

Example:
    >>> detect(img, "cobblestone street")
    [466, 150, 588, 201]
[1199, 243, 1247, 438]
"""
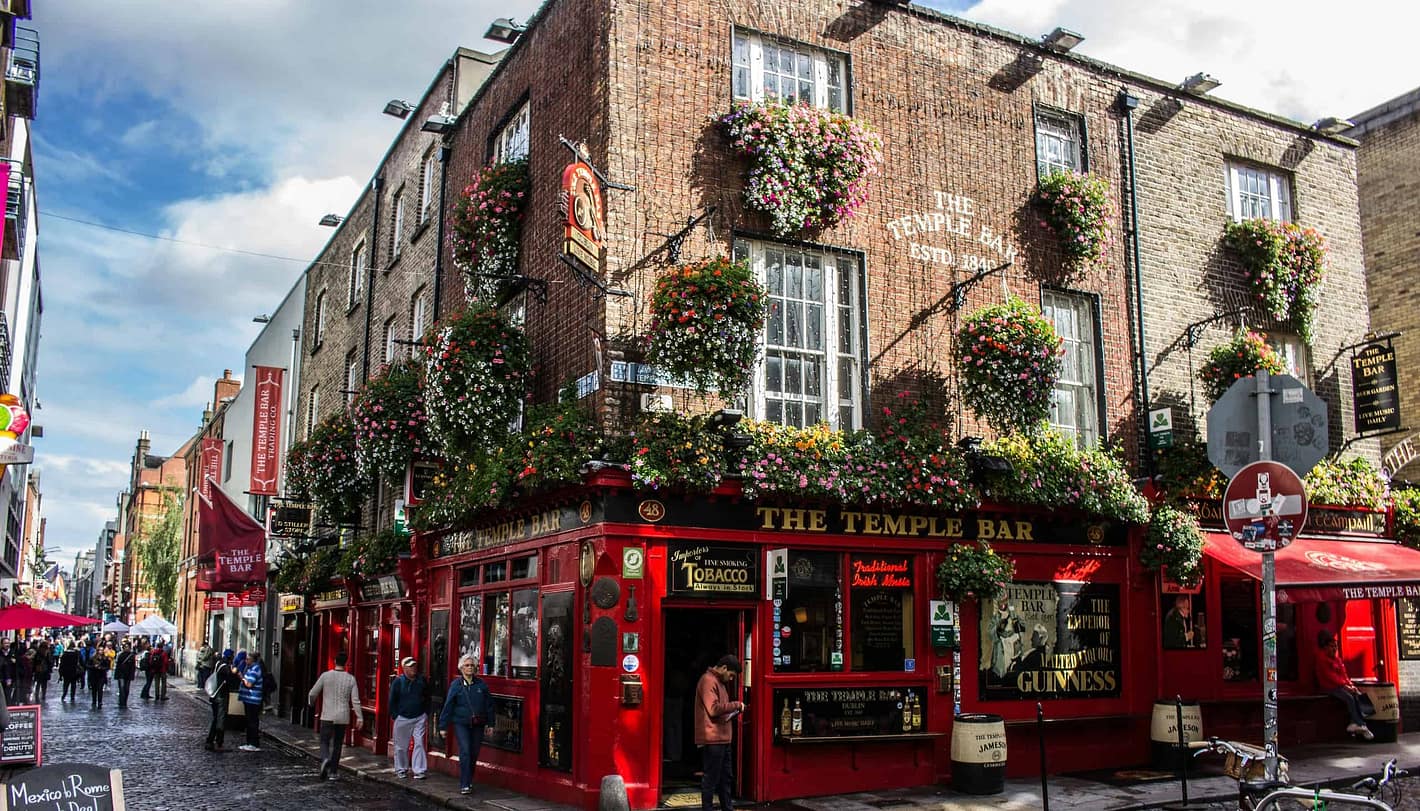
[13, 681, 441, 810]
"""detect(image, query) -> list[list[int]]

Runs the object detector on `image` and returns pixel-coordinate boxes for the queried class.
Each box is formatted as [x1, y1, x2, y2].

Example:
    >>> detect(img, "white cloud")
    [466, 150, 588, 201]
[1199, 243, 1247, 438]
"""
[151, 376, 218, 410]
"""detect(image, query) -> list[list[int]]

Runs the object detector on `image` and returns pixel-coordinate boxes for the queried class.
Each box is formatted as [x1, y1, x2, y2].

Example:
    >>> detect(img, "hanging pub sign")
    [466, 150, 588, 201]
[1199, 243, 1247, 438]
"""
[203, 596, 225, 611]
[1352, 341, 1401, 434]
[269, 503, 313, 539]
[978, 581, 1121, 700]
[667, 543, 759, 597]
[561, 161, 605, 273]
[1398, 598, 1420, 660]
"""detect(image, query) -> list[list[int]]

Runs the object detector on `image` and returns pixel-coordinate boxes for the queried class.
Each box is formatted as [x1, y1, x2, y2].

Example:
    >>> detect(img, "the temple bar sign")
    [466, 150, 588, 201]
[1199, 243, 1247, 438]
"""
[1352, 342, 1401, 434]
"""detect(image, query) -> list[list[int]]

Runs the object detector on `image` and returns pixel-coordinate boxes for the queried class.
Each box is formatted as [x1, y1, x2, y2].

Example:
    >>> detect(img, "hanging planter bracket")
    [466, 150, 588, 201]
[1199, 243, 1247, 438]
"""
[948, 260, 1013, 312]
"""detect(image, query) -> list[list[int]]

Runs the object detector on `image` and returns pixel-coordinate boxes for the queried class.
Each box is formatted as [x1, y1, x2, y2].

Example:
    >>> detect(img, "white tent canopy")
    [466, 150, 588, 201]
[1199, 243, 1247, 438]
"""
[130, 616, 177, 635]
[100, 620, 129, 634]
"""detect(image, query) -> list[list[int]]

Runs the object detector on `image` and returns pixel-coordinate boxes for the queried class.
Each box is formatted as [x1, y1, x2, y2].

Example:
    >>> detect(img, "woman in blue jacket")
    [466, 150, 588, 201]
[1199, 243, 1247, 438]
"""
[438, 654, 495, 795]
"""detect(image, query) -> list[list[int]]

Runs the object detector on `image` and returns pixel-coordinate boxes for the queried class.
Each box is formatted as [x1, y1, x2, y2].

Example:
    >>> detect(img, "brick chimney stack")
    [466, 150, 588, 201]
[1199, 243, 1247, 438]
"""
[214, 369, 239, 405]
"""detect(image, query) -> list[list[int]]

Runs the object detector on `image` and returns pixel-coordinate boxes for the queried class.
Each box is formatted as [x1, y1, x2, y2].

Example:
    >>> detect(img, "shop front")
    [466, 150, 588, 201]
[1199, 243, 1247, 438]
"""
[349, 574, 412, 754]
[309, 586, 353, 731]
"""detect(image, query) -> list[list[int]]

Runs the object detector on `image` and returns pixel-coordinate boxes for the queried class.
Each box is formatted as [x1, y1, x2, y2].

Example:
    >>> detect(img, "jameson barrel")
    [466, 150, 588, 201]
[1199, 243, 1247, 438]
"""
[1359, 682, 1399, 743]
[1150, 699, 1202, 769]
[950, 713, 1006, 795]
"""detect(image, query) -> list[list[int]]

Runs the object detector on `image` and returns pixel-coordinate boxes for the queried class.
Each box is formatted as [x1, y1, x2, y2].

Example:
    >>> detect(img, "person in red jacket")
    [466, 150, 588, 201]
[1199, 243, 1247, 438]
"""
[1315, 630, 1373, 740]
[693, 655, 745, 811]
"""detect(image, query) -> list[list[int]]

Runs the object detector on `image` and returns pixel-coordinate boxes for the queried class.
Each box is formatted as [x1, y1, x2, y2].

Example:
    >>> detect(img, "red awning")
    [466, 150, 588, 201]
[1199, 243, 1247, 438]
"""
[1201, 532, 1420, 603]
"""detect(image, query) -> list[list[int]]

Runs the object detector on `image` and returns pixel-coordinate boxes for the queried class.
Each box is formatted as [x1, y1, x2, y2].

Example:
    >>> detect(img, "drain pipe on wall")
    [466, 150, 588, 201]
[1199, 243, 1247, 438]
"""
[1118, 89, 1152, 474]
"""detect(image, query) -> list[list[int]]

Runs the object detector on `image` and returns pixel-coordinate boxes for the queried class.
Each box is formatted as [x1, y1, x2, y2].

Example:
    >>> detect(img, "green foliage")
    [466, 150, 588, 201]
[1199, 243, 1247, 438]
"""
[450, 158, 529, 300]
[421, 304, 531, 460]
[956, 297, 1063, 433]
[1394, 489, 1420, 549]
[338, 529, 410, 579]
[646, 257, 768, 397]
[1304, 457, 1387, 509]
[136, 492, 183, 618]
[513, 399, 602, 493]
[937, 542, 1015, 603]
[981, 429, 1150, 524]
[1199, 330, 1287, 403]
[1035, 170, 1112, 268]
[409, 447, 515, 532]
[1155, 436, 1226, 500]
[1223, 219, 1327, 343]
[1141, 503, 1205, 587]
[304, 413, 372, 523]
[351, 361, 430, 483]
[628, 412, 727, 493]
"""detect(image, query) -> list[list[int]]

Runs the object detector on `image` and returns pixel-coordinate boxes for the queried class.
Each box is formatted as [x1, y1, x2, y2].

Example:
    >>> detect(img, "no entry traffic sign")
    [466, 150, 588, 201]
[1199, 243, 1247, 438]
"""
[1223, 460, 1309, 551]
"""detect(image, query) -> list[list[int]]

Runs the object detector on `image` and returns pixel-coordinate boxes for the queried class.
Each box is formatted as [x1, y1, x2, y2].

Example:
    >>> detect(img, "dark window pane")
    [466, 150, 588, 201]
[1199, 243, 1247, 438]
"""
[776, 551, 842, 673]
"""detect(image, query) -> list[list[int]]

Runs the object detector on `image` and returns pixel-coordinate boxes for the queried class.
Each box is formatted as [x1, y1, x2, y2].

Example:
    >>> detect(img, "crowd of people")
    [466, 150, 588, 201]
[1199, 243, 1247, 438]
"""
[1, 633, 177, 709]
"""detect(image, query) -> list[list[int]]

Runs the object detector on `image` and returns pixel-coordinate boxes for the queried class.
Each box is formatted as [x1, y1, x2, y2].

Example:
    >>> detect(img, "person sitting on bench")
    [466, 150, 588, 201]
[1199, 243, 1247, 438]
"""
[1314, 630, 1373, 740]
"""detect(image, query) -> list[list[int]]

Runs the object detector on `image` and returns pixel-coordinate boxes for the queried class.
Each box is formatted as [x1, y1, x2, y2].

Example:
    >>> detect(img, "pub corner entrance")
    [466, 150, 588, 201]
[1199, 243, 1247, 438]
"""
[661, 607, 755, 807]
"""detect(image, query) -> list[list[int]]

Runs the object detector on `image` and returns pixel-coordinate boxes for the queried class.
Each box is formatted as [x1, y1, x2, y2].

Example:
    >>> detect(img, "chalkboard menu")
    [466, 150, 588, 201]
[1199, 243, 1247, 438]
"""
[2, 762, 124, 810]
[852, 589, 908, 671]
[978, 581, 1122, 700]
[1398, 598, 1420, 660]
[1, 704, 41, 765]
[773, 685, 927, 739]
[539, 591, 573, 772]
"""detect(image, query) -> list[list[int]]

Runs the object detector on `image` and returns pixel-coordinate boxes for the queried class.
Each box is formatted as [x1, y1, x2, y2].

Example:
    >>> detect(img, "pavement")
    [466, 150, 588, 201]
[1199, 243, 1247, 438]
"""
[165, 676, 1420, 810]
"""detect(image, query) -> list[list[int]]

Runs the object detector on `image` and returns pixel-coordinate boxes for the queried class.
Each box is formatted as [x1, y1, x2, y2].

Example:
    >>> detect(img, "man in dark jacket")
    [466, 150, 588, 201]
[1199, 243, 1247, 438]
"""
[58, 645, 81, 702]
[389, 657, 431, 779]
[205, 649, 241, 751]
[150, 643, 169, 700]
[113, 640, 137, 709]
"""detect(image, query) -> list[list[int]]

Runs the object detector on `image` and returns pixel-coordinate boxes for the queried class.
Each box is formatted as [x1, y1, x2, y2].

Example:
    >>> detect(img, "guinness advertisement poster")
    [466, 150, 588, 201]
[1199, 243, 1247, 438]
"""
[1352, 342, 1401, 434]
[978, 581, 1121, 700]
[667, 543, 758, 597]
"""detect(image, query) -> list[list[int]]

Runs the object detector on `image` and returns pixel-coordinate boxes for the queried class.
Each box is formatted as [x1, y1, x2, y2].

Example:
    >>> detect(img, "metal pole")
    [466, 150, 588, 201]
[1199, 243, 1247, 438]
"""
[1255, 370, 1279, 781]
[1037, 702, 1049, 811]
[1176, 695, 1189, 806]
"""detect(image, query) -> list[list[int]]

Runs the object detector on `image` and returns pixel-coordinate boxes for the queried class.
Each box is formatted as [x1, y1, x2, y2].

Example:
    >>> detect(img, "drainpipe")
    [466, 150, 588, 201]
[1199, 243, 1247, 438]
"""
[362, 176, 384, 384]
[1119, 90, 1152, 474]
[432, 141, 451, 321]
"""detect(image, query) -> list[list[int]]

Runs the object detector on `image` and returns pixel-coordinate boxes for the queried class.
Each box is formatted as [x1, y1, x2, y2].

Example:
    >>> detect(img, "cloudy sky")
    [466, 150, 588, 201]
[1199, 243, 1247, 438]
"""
[30, 0, 1418, 573]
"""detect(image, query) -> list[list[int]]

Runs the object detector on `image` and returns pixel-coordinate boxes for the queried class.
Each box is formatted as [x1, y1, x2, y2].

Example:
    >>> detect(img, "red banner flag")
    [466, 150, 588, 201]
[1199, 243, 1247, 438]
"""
[204, 596, 225, 611]
[197, 482, 268, 590]
[199, 438, 223, 501]
[249, 366, 284, 496]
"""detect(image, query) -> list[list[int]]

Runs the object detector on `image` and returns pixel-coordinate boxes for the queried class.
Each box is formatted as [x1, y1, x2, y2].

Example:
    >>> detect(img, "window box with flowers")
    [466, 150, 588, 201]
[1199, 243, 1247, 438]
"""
[351, 361, 430, 485]
[980, 428, 1150, 524]
[304, 413, 372, 524]
[1140, 503, 1205, 587]
[937, 542, 1015, 604]
[1199, 330, 1287, 404]
[646, 256, 768, 397]
[337, 529, 410, 580]
[408, 449, 515, 532]
[1395, 489, 1420, 549]
[422, 304, 530, 460]
[956, 297, 1064, 434]
[451, 158, 529, 302]
[1035, 169, 1112, 269]
[1223, 219, 1327, 343]
[1304, 457, 1387, 509]
[719, 101, 882, 237]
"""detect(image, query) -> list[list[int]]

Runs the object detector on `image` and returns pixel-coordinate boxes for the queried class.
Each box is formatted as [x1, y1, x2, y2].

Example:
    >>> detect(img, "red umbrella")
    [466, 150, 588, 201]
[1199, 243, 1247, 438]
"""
[0, 603, 100, 632]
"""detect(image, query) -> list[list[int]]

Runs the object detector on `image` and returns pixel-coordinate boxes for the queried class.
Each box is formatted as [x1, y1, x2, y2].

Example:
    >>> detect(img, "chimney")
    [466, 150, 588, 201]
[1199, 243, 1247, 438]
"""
[214, 368, 240, 405]
[136, 430, 151, 469]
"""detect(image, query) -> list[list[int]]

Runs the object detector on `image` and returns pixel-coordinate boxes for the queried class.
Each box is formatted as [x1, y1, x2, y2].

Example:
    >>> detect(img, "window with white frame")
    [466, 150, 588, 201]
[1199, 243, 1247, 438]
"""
[419, 150, 437, 223]
[306, 387, 320, 439]
[1035, 108, 1085, 178]
[1266, 332, 1308, 383]
[382, 316, 398, 364]
[1042, 289, 1102, 448]
[224, 440, 234, 482]
[345, 351, 359, 404]
[410, 289, 428, 358]
[492, 101, 530, 163]
[391, 189, 406, 260]
[734, 238, 865, 429]
[1226, 162, 1292, 222]
[732, 31, 846, 111]
[313, 291, 327, 347]
[348, 242, 366, 310]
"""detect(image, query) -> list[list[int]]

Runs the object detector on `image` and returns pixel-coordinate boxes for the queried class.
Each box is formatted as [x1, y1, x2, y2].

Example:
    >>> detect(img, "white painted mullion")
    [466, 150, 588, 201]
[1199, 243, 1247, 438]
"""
[750, 36, 765, 103]
[813, 56, 828, 110]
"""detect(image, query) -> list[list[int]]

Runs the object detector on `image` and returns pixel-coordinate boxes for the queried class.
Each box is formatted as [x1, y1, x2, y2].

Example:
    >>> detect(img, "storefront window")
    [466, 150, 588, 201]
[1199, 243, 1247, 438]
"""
[849, 554, 914, 671]
[484, 592, 511, 676]
[1161, 588, 1207, 650]
[360, 607, 380, 703]
[485, 561, 508, 584]
[1277, 603, 1298, 681]
[459, 594, 482, 666]
[511, 555, 538, 581]
[459, 566, 480, 588]
[1220, 579, 1258, 682]
[511, 588, 539, 678]
[777, 551, 842, 673]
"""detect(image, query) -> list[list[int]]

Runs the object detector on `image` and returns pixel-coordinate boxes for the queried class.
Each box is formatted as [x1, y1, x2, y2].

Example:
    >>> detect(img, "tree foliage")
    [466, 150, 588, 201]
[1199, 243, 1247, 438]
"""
[137, 492, 183, 619]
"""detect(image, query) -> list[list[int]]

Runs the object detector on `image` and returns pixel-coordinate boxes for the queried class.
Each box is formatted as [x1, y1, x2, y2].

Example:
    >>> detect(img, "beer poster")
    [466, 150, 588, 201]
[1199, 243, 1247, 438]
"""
[978, 581, 1121, 700]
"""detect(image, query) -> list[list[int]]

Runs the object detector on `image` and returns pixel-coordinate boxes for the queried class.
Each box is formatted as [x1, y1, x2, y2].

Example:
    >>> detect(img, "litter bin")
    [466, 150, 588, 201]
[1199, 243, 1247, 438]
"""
[1150, 698, 1202, 769]
[951, 713, 1006, 795]
[1358, 682, 1399, 743]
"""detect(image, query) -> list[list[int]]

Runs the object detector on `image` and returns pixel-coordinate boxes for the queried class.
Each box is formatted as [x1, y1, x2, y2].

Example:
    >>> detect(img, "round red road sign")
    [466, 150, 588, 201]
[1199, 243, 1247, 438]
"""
[1222, 460, 1309, 551]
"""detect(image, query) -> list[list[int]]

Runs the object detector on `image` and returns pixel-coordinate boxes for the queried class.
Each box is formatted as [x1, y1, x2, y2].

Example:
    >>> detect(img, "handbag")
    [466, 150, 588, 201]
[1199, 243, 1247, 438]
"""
[204, 670, 221, 698]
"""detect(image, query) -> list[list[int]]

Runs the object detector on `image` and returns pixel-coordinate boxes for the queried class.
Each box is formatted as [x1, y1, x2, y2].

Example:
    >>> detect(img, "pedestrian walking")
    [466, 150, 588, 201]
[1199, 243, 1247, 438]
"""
[388, 657, 430, 779]
[151, 642, 170, 700]
[695, 655, 746, 811]
[32, 641, 52, 703]
[113, 640, 137, 709]
[13, 648, 33, 705]
[86, 645, 110, 709]
[237, 651, 265, 751]
[438, 654, 495, 796]
[1, 641, 17, 704]
[58, 644, 81, 702]
[205, 649, 240, 752]
[195, 640, 216, 693]
[308, 652, 363, 780]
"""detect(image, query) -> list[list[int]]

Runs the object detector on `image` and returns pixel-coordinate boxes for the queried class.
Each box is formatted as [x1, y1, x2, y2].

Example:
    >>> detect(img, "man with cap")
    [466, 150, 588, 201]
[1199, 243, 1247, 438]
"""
[694, 654, 746, 811]
[388, 656, 431, 779]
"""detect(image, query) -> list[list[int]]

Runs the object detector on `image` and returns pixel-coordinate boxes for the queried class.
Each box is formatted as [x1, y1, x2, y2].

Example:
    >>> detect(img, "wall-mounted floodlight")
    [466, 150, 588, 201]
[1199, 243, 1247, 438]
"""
[252, 314, 271, 324]
[383, 99, 415, 119]
[421, 114, 457, 135]
[1041, 27, 1084, 52]
[1312, 117, 1356, 135]
[1180, 72, 1221, 95]
[318, 214, 344, 227]
[485, 17, 526, 44]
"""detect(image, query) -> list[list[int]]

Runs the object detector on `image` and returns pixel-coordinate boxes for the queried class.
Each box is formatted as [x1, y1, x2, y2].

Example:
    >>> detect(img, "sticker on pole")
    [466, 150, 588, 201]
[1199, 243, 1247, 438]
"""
[1223, 460, 1308, 551]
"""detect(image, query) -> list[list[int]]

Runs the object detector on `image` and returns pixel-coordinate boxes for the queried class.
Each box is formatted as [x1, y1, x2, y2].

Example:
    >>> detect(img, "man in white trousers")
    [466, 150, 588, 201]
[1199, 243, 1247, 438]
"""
[388, 656, 431, 779]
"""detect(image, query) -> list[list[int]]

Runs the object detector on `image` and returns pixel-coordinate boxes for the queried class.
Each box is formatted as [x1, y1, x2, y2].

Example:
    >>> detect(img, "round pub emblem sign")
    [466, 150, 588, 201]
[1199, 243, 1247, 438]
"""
[638, 499, 666, 523]
[579, 500, 593, 523]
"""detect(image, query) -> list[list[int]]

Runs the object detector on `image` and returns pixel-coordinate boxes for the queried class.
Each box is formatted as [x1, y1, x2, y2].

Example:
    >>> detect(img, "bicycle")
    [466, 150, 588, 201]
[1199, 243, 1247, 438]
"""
[1189, 737, 1406, 810]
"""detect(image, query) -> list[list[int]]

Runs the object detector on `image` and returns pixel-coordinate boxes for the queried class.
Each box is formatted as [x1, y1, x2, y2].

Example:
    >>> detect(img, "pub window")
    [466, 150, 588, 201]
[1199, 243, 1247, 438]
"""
[382, 316, 398, 364]
[849, 554, 915, 671]
[1266, 332, 1308, 384]
[459, 566, 481, 588]
[305, 386, 320, 439]
[732, 30, 846, 112]
[410, 287, 428, 359]
[391, 188, 406, 260]
[344, 350, 359, 405]
[1226, 161, 1293, 222]
[419, 148, 437, 223]
[459, 593, 482, 666]
[510, 588, 539, 678]
[1034, 107, 1085, 178]
[492, 100, 530, 164]
[510, 554, 538, 581]
[348, 240, 366, 310]
[1161, 588, 1207, 650]
[484, 592, 511, 677]
[1220, 578, 1259, 682]
[776, 551, 842, 673]
[1277, 602, 1298, 682]
[313, 290, 327, 348]
[484, 561, 508, 584]
[1042, 289, 1103, 447]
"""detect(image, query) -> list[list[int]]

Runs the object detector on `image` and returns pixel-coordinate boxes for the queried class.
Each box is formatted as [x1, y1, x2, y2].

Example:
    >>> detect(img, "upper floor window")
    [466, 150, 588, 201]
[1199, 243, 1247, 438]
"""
[419, 150, 438, 223]
[345, 351, 359, 405]
[492, 101, 530, 163]
[383, 316, 398, 364]
[1035, 108, 1085, 177]
[1226, 162, 1292, 222]
[734, 238, 865, 429]
[306, 387, 320, 439]
[1041, 289, 1103, 448]
[1267, 332, 1308, 383]
[313, 291, 327, 348]
[391, 189, 406, 260]
[732, 31, 846, 112]
[348, 242, 366, 310]
[410, 289, 428, 358]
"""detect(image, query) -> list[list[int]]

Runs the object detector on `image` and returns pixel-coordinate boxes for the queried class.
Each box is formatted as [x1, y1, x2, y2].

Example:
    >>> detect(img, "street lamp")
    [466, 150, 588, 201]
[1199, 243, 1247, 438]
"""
[383, 99, 415, 119]
[1180, 72, 1221, 95]
[485, 17, 526, 44]
[318, 214, 344, 227]
[1040, 27, 1084, 53]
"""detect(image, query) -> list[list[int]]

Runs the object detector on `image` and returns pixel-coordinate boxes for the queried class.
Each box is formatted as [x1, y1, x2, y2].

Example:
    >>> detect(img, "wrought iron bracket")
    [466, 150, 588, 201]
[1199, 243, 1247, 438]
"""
[1183, 307, 1252, 349]
[948, 261, 1013, 312]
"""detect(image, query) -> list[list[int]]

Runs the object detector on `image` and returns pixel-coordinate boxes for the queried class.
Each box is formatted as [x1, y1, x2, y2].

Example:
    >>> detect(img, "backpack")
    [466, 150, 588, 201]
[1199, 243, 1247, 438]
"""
[137, 650, 149, 670]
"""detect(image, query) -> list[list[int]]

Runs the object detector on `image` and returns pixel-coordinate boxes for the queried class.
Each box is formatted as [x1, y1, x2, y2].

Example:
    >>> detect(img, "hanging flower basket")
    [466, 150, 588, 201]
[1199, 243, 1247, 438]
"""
[1304, 457, 1387, 509]
[1199, 330, 1286, 403]
[956, 297, 1063, 434]
[719, 101, 883, 236]
[422, 304, 530, 460]
[284, 438, 316, 501]
[1155, 436, 1226, 500]
[1395, 489, 1420, 549]
[1035, 170, 1112, 268]
[1141, 504, 1204, 587]
[1223, 219, 1327, 343]
[515, 398, 602, 493]
[980, 429, 1150, 524]
[338, 529, 410, 579]
[937, 542, 1015, 604]
[450, 158, 529, 301]
[646, 256, 767, 397]
[305, 413, 372, 523]
[409, 449, 515, 531]
[628, 412, 728, 492]
[351, 361, 430, 484]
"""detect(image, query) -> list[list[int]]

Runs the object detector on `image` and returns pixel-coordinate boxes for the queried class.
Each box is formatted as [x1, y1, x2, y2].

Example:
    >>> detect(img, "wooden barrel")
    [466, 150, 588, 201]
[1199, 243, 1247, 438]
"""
[951, 713, 1007, 795]
[1359, 682, 1399, 743]
[1150, 699, 1202, 769]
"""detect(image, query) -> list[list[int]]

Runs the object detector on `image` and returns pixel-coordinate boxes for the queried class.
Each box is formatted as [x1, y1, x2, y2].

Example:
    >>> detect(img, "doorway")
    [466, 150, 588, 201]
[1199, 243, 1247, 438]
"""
[661, 607, 754, 806]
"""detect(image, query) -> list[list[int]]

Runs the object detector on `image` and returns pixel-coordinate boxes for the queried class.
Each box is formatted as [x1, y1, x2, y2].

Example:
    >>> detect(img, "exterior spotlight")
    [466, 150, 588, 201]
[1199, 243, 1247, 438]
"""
[318, 214, 344, 227]
[1312, 116, 1355, 135]
[1041, 27, 1084, 52]
[1180, 73, 1221, 95]
[383, 99, 415, 119]
[421, 114, 457, 135]
[484, 17, 526, 44]
[709, 409, 744, 429]
[252, 315, 271, 324]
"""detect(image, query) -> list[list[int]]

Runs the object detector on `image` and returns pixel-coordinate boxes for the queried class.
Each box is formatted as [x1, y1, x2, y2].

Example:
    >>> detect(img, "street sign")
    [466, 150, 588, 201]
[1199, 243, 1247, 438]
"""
[1223, 460, 1309, 551]
[1148, 407, 1174, 450]
[1207, 373, 1328, 478]
[1352, 342, 1401, 434]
